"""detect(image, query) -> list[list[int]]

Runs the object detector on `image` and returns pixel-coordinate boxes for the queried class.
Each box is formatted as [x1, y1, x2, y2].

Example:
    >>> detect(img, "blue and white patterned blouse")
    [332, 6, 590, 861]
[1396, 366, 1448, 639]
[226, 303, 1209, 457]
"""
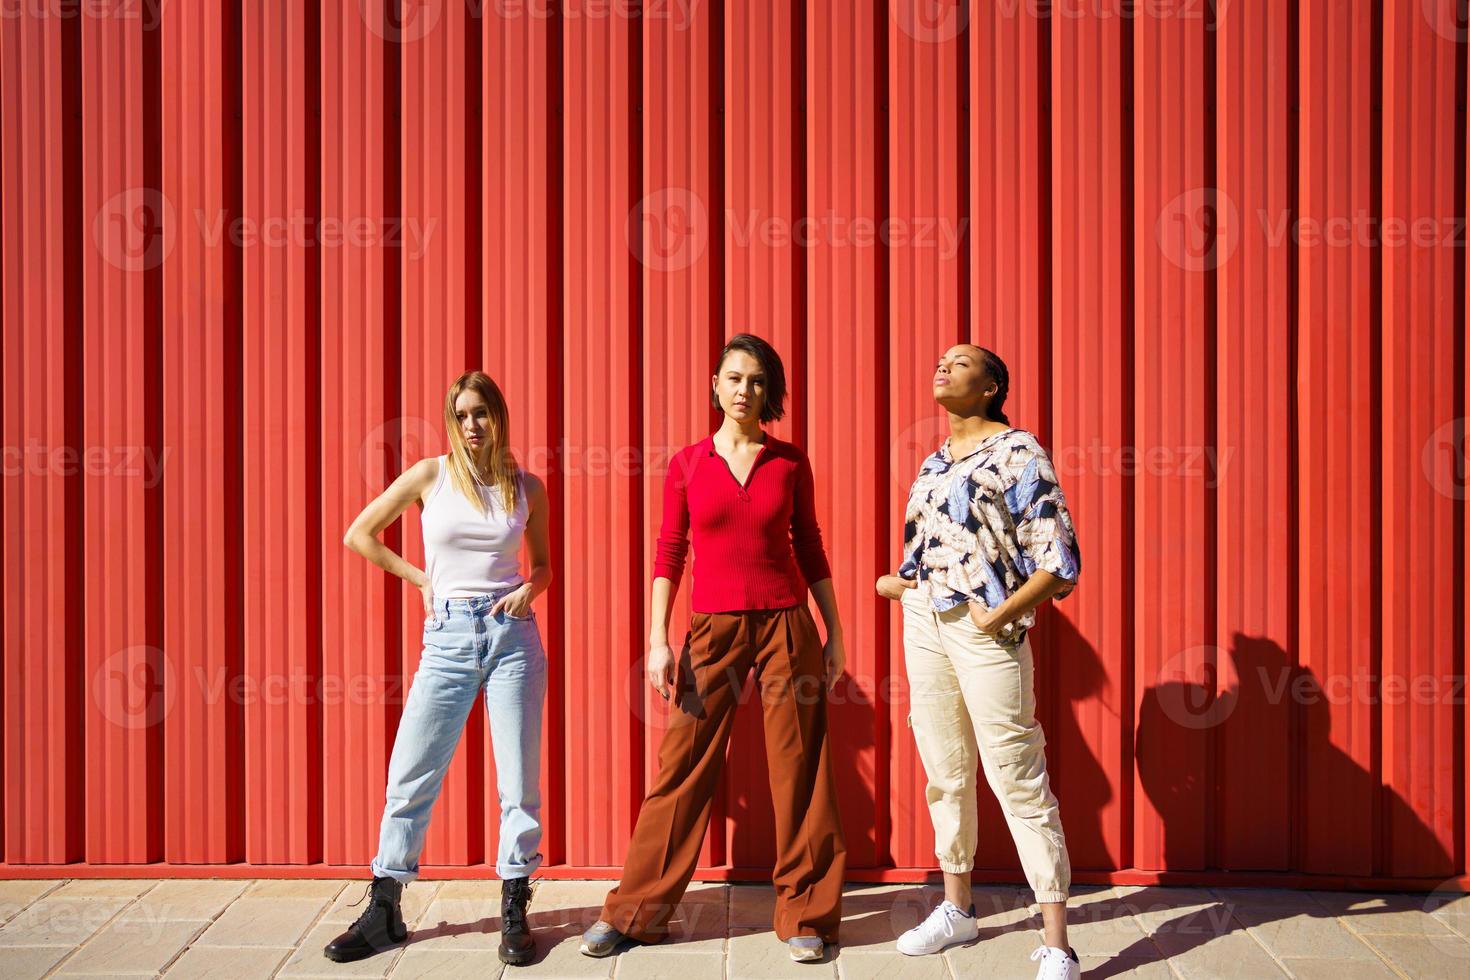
[898, 427, 1080, 643]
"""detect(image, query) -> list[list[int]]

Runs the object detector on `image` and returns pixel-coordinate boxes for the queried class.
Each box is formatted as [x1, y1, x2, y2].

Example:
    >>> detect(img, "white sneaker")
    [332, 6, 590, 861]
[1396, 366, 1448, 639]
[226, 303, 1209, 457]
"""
[895, 899, 979, 955]
[1030, 941, 1081, 979]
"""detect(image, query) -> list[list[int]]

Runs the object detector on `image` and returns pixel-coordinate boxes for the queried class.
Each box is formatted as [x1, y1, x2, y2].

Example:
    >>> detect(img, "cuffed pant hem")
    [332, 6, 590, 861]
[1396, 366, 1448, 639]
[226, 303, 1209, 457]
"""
[496, 851, 544, 881]
[937, 859, 973, 874]
[1033, 889, 1068, 904]
[369, 861, 417, 885]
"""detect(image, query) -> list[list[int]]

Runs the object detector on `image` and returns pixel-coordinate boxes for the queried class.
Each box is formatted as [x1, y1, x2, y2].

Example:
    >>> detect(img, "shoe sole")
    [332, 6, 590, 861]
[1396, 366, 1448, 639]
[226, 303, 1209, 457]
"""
[579, 942, 618, 958]
[322, 941, 402, 964]
[896, 933, 979, 957]
[499, 946, 535, 966]
[789, 951, 824, 963]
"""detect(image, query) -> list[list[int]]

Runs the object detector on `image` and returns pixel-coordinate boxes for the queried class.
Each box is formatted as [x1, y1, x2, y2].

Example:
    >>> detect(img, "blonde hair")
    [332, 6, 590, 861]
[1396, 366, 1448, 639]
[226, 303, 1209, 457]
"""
[442, 371, 520, 514]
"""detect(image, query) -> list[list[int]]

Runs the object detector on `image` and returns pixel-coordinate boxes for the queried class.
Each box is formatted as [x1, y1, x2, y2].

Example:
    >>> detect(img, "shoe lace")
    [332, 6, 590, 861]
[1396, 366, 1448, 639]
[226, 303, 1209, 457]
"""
[346, 881, 382, 931]
[1029, 944, 1071, 979]
[917, 902, 962, 941]
[503, 876, 536, 930]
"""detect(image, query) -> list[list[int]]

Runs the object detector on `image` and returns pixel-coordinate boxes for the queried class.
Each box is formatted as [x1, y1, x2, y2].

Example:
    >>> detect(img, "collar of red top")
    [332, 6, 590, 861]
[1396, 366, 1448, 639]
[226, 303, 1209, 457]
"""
[701, 431, 784, 456]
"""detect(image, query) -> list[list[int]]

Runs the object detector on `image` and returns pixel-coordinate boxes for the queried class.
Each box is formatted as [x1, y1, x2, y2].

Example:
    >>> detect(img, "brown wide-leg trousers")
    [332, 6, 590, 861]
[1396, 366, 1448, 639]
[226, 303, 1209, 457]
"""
[600, 604, 847, 944]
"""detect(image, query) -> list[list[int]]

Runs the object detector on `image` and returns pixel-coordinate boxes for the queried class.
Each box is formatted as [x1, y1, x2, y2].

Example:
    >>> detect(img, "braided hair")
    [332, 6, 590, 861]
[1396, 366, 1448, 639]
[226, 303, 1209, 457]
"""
[976, 347, 1011, 425]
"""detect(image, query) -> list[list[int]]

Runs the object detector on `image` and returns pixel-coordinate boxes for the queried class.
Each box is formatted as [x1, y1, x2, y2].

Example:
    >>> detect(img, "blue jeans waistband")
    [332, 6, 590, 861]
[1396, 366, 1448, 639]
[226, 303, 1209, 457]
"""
[432, 586, 522, 618]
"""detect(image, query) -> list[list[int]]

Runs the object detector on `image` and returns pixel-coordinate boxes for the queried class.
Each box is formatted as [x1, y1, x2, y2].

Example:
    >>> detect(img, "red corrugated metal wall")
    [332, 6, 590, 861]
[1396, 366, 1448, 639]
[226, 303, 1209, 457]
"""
[2, 0, 1467, 890]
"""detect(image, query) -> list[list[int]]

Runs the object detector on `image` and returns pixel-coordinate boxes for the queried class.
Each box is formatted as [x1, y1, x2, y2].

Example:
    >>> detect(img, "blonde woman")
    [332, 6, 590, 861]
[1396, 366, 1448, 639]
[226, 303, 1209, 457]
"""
[325, 371, 552, 967]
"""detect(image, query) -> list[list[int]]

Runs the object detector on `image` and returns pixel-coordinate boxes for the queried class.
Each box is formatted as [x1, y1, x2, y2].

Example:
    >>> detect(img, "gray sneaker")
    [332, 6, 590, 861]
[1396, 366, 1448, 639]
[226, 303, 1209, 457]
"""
[579, 920, 626, 958]
[787, 936, 825, 962]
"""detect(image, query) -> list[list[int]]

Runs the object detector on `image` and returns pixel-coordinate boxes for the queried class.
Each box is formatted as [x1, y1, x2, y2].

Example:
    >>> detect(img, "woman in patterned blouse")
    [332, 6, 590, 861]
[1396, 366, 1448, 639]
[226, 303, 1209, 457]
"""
[877, 345, 1082, 979]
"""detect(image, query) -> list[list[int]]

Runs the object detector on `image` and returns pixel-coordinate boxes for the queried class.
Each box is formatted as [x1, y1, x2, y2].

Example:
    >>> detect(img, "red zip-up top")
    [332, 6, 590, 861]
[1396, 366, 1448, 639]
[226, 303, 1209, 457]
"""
[653, 433, 833, 613]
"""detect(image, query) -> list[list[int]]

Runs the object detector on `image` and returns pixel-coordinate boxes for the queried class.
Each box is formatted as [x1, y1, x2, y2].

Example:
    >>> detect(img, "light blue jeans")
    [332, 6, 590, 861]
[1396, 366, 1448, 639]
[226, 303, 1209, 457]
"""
[371, 589, 547, 882]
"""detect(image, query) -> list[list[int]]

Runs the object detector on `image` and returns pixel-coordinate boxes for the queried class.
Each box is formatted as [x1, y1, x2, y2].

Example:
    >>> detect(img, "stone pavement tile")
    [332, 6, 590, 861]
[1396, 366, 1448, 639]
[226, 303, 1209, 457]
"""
[322, 881, 442, 928]
[836, 948, 950, 980]
[1310, 891, 1462, 937]
[245, 879, 351, 901]
[1075, 953, 1175, 978]
[648, 897, 728, 953]
[727, 927, 836, 979]
[1065, 915, 1153, 959]
[1111, 885, 1221, 917]
[0, 945, 75, 980]
[1132, 902, 1241, 952]
[133, 879, 250, 921]
[390, 947, 506, 979]
[945, 925, 1042, 979]
[162, 944, 292, 979]
[613, 947, 725, 980]
[0, 896, 131, 946]
[838, 884, 938, 950]
[502, 925, 618, 978]
[52, 879, 157, 899]
[1062, 895, 1154, 957]
[193, 896, 330, 948]
[1149, 931, 1288, 979]
[54, 917, 204, 975]
[1425, 888, 1470, 925]
[1208, 888, 1329, 911]
[522, 881, 614, 935]
[1230, 907, 1378, 960]
[1362, 932, 1470, 980]
[971, 885, 1037, 912]
[682, 882, 729, 902]
[433, 880, 501, 902]
[0, 880, 63, 921]
[276, 920, 400, 978]
[1277, 958, 1398, 979]
[400, 898, 502, 952]
[729, 885, 778, 930]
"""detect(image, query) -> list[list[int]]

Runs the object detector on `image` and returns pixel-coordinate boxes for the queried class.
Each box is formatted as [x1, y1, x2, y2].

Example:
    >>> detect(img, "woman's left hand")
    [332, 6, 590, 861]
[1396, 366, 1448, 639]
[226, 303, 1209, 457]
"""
[967, 601, 1013, 638]
[492, 583, 536, 620]
[823, 632, 847, 692]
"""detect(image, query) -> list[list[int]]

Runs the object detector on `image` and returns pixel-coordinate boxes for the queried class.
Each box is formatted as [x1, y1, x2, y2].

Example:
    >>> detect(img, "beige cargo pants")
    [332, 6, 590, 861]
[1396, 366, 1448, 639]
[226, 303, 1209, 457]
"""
[900, 584, 1070, 903]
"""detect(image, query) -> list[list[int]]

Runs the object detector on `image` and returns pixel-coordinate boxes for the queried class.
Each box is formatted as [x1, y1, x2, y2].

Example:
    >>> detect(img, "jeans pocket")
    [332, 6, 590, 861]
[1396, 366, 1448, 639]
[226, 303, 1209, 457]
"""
[424, 613, 446, 632]
[502, 608, 535, 623]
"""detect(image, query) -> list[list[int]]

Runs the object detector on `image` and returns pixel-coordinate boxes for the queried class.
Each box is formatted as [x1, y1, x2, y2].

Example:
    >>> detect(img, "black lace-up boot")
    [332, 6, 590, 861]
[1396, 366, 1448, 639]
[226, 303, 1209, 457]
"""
[499, 876, 536, 965]
[322, 876, 407, 962]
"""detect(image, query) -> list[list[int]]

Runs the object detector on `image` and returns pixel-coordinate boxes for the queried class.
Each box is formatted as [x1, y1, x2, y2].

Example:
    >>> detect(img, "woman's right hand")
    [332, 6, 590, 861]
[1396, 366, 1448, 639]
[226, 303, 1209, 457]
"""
[876, 574, 917, 601]
[647, 641, 676, 702]
[420, 578, 435, 621]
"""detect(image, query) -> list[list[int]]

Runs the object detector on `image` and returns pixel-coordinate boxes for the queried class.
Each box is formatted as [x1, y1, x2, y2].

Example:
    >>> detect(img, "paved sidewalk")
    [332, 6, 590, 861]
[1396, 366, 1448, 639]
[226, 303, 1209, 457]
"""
[0, 878, 1467, 979]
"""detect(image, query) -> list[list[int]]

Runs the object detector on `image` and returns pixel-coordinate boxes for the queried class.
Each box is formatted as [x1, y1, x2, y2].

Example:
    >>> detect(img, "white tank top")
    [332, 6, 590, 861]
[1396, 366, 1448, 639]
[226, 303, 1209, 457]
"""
[421, 455, 528, 597]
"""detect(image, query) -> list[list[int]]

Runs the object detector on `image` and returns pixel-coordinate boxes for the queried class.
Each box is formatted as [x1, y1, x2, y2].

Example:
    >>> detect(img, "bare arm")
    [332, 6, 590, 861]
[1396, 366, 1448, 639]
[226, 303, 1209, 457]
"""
[807, 577, 845, 691]
[342, 457, 440, 596]
[491, 473, 554, 617]
[646, 576, 679, 702]
[969, 569, 1072, 634]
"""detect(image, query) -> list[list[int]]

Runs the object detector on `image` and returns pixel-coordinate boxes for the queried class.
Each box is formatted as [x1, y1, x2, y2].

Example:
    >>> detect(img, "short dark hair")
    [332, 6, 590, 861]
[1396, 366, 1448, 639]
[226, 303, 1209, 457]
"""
[711, 333, 786, 423]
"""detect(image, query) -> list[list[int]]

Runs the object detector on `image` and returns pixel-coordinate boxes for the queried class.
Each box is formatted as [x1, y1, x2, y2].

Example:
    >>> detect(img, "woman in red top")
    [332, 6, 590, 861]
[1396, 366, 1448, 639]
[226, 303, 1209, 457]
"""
[581, 333, 849, 964]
